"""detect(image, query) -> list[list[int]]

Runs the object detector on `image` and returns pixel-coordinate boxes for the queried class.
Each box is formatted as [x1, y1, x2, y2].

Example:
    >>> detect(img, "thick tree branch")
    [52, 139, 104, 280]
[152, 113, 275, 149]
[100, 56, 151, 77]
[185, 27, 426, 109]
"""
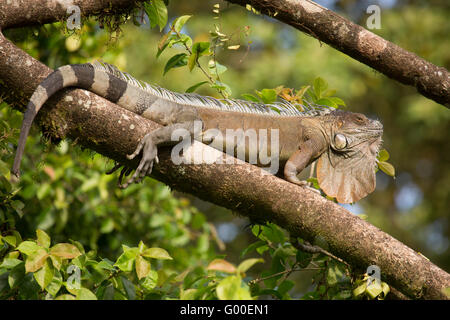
[0, 0, 145, 30]
[0, 0, 449, 299]
[226, 0, 450, 108]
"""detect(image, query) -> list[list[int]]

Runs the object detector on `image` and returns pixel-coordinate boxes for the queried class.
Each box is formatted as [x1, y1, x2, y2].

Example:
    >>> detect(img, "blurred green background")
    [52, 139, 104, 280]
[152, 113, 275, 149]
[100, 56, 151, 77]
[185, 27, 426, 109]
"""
[1, 0, 449, 297]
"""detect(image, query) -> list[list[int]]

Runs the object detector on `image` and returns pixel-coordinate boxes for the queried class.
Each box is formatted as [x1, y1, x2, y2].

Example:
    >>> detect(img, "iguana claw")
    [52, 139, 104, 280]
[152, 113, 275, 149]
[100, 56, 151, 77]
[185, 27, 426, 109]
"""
[291, 179, 321, 194]
[106, 162, 122, 175]
[119, 133, 158, 189]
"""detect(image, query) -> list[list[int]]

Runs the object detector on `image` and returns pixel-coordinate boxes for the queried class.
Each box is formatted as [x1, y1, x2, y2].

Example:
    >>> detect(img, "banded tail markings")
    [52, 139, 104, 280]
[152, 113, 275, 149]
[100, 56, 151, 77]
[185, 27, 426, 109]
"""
[11, 63, 122, 177]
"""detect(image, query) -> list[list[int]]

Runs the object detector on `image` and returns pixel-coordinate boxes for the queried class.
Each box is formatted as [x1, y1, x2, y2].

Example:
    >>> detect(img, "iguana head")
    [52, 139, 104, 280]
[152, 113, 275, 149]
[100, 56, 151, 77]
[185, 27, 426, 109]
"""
[317, 110, 383, 203]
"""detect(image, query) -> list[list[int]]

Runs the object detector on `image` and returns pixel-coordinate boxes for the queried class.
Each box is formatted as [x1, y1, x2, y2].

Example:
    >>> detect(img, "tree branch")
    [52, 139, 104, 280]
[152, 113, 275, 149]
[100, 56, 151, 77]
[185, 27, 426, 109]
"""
[0, 0, 144, 30]
[225, 0, 450, 108]
[0, 0, 449, 299]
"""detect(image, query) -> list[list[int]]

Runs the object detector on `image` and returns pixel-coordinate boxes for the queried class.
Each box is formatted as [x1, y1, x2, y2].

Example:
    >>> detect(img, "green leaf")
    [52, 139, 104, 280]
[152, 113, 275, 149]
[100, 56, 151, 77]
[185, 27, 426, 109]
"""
[33, 259, 54, 290]
[378, 161, 395, 177]
[328, 96, 346, 107]
[75, 288, 98, 300]
[353, 282, 367, 297]
[49, 255, 62, 271]
[316, 98, 338, 109]
[313, 77, 328, 99]
[157, 32, 170, 58]
[0, 176, 12, 193]
[237, 258, 264, 274]
[100, 218, 114, 234]
[167, 33, 193, 49]
[0, 258, 22, 269]
[188, 54, 197, 72]
[189, 42, 211, 71]
[379, 282, 390, 299]
[135, 255, 151, 280]
[241, 240, 266, 257]
[0, 159, 10, 176]
[10, 200, 25, 218]
[25, 249, 48, 272]
[277, 280, 294, 296]
[306, 177, 320, 190]
[180, 288, 198, 300]
[208, 60, 227, 75]
[366, 280, 383, 299]
[5, 251, 20, 260]
[296, 250, 313, 268]
[141, 247, 173, 260]
[323, 89, 337, 97]
[144, 0, 168, 31]
[3, 235, 17, 247]
[36, 229, 51, 248]
[185, 81, 208, 93]
[50, 243, 82, 259]
[97, 284, 115, 300]
[46, 269, 62, 296]
[327, 264, 338, 286]
[115, 247, 139, 272]
[333, 289, 352, 300]
[69, 240, 85, 255]
[172, 15, 191, 33]
[71, 254, 86, 269]
[256, 89, 277, 104]
[137, 240, 147, 254]
[17, 241, 41, 255]
[140, 270, 158, 291]
[326, 261, 349, 287]
[210, 81, 232, 97]
[241, 93, 260, 102]
[260, 223, 285, 243]
[442, 286, 450, 299]
[256, 244, 269, 255]
[377, 149, 390, 162]
[8, 263, 25, 289]
[216, 275, 252, 300]
[192, 41, 211, 57]
[97, 259, 116, 271]
[121, 276, 136, 300]
[163, 53, 188, 75]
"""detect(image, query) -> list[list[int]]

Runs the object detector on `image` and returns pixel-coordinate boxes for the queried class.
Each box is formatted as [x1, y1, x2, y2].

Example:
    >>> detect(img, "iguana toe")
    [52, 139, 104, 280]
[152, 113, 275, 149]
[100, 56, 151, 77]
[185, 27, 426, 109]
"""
[106, 162, 122, 175]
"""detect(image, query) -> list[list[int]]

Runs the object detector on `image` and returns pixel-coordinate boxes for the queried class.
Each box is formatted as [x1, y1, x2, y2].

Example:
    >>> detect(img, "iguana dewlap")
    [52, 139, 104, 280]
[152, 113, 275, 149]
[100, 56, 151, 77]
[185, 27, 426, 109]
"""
[12, 62, 383, 203]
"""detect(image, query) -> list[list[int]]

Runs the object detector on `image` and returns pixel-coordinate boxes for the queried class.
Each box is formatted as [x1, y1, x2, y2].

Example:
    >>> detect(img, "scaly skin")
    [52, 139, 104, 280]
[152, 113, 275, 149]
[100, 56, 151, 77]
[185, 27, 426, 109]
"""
[12, 63, 383, 203]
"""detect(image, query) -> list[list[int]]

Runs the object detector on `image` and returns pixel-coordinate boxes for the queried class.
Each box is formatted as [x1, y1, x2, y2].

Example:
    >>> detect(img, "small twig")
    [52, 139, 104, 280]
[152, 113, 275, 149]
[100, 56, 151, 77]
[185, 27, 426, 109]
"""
[208, 222, 226, 251]
[249, 267, 321, 285]
[173, 29, 227, 99]
[290, 236, 351, 268]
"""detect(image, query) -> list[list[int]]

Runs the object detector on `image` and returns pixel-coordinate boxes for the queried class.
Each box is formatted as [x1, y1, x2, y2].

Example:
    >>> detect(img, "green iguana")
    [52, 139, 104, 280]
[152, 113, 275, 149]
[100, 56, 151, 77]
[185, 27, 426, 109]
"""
[12, 62, 383, 203]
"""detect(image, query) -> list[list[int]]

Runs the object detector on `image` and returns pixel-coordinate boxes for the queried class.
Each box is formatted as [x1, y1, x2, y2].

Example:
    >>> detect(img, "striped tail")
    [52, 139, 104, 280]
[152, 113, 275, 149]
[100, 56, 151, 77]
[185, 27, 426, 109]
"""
[12, 63, 129, 178]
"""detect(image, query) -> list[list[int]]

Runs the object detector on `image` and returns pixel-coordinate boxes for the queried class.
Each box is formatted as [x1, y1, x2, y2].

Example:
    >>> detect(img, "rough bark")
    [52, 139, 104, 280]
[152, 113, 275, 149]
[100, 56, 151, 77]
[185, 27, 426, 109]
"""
[0, 0, 449, 299]
[0, 0, 141, 29]
[226, 0, 450, 108]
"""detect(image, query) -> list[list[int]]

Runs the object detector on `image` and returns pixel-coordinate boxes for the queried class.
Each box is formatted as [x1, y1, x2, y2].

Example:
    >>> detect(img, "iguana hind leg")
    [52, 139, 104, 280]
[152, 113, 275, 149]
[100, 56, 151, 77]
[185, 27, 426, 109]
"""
[119, 121, 200, 188]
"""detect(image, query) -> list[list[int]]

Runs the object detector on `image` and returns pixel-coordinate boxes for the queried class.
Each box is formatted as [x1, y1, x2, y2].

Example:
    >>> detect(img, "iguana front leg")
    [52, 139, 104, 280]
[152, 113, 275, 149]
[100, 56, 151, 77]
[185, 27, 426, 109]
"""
[119, 121, 200, 188]
[284, 136, 326, 188]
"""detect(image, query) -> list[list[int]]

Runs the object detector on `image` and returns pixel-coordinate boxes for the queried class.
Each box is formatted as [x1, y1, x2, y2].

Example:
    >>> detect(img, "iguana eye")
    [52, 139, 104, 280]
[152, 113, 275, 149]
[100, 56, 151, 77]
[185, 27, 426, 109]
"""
[334, 134, 347, 149]
[354, 115, 366, 124]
